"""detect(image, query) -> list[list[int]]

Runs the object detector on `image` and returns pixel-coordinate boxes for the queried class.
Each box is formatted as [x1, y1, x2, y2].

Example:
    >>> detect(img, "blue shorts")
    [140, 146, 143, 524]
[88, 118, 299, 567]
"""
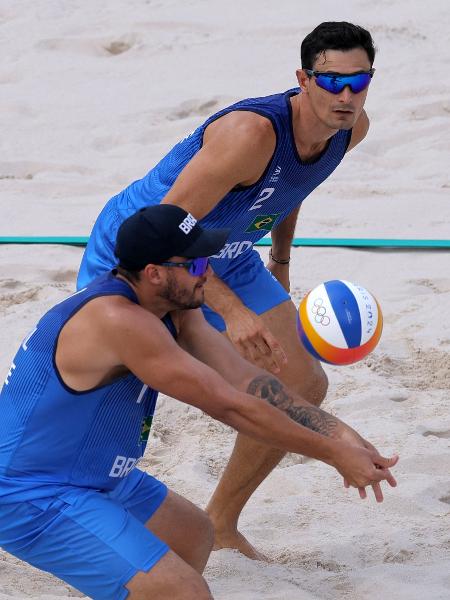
[0, 469, 169, 600]
[203, 248, 290, 331]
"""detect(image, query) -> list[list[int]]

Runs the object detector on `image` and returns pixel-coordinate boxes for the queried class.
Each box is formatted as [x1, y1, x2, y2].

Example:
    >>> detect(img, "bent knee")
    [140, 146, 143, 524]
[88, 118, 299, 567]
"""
[129, 572, 213, 600]
[288, 361, 328, 406]
[306, 364, 328, 406]
[126, 550, 214, 600]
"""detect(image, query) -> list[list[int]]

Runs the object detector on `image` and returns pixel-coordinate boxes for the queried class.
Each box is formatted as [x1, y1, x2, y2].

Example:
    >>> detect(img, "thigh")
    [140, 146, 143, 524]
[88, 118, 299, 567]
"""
[0, 485, 170, 600]
[144, 489, 214, 568]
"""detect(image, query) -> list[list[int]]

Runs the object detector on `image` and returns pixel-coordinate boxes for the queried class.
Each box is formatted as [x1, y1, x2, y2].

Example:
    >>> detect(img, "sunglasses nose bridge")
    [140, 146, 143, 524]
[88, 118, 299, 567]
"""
[337, 84, 354, 98]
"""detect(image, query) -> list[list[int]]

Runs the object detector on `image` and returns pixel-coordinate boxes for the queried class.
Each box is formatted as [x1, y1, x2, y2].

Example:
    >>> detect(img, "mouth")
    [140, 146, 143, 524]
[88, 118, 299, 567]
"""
[333, 108, 354, 115]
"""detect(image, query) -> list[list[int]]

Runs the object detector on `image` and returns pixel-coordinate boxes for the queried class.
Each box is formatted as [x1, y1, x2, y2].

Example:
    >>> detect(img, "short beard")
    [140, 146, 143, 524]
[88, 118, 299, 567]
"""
[159, 270, 204, 310]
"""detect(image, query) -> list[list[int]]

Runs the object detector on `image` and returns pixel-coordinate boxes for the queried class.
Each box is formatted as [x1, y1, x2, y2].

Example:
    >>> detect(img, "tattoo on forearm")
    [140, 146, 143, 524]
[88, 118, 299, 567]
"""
[247, 375, 338, 437]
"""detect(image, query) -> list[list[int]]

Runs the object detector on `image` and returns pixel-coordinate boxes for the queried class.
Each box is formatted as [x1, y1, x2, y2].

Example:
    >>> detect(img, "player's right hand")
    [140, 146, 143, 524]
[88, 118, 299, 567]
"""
[225, 305, 287, 373]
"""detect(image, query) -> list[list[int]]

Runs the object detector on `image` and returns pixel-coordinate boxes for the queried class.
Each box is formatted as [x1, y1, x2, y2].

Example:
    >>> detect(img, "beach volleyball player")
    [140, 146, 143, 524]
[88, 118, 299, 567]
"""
[78, 22, 378, 557]
[0, 206, 398, 600]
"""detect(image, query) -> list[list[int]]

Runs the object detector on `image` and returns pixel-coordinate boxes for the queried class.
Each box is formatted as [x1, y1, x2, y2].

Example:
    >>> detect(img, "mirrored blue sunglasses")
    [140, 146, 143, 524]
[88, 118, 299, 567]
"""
[160, 256, 209, 277]
[305, 69, 375, 94]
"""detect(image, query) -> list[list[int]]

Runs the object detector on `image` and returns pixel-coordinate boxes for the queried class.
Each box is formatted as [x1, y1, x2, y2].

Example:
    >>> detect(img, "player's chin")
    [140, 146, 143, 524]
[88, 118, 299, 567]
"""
[191, 287, 205, 307]
[329, 112, 356, 130]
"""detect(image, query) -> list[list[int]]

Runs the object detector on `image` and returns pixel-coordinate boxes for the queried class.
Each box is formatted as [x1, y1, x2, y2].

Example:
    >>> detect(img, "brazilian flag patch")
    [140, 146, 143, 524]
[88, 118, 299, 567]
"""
[140, 416, 153, 444]
[245, 213, 280, 232]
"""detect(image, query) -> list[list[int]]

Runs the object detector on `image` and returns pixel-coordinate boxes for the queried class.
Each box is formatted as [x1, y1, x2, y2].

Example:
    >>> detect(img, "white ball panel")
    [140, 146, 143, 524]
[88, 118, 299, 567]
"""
[305, 284, 348, 349]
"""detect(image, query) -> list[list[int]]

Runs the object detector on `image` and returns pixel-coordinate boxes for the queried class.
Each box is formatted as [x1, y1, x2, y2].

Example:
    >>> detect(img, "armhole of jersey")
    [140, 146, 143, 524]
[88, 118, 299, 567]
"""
[51, 292, 134, 396]
[163, 313, 178, 339]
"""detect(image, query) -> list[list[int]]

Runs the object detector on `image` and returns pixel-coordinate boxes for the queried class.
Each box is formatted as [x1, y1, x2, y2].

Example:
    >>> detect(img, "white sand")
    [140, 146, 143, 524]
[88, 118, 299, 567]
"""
[1, 0, 449, 598]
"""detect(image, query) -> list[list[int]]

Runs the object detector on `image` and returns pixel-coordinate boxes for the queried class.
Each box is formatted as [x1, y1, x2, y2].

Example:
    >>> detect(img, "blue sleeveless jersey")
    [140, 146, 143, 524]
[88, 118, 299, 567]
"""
[0, 272, 176, 502]
[77, 88, 351, 288]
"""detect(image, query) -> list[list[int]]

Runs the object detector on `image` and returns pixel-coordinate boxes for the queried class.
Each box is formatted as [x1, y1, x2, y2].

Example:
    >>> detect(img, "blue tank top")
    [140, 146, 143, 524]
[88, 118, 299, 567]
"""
[77, 88, 350, 288]
[0, 272, 176, 502]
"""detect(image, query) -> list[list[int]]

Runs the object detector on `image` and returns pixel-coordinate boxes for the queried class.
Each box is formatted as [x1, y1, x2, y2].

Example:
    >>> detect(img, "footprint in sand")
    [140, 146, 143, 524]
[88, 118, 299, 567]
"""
[383, 548, 414, 563]
[369, 348, 450, 391]
[0, 161, 39, 180]
[389, 394, 408, 403]
[50, 270, 78, 284]
[35, 34, 138, 57]
[407, 278, 450, 294]
[103, 38, 134, 56]
[167, 98, 221, 121]
[0, 288, 41, 309]
[371, 24, 427, 42]
[408, 100, 450, 122]
[0, 279, 21, 291]
[422, 429, 450, 439]
[277, 549, 347, 572]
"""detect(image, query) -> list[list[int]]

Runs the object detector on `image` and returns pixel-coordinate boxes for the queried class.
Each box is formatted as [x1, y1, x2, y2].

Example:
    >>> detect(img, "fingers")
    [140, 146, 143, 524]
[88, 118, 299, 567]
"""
[385, 470, 398, 488]
[372, 467, 398, 487]
[261, 330, 288, 367]
[371, 482, 384, 503]
[252, 339, 281, 373]
[342, 448, 399, 501]
[235, 331, 287, 374]
[372, 453, 399, 469]
[227, 309, 287, 373]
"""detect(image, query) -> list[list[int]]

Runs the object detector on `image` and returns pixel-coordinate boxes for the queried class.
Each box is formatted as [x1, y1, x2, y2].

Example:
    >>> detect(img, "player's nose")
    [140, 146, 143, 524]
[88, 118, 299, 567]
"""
[338, 85, 353, 103]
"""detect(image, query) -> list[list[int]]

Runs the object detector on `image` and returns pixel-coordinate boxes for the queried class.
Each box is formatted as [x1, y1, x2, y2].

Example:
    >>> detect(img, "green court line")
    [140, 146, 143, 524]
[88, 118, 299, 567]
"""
[257, 238, 450, 248]
[0, 236, 449, 248]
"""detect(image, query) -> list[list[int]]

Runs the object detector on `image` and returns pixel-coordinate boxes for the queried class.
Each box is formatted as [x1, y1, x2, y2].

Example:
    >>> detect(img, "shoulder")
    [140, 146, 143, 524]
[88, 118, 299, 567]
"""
[81, 295, 166, 337]
[205, 109, 276, 153]
[202, 110, 277, 185]
[346, 110, 370, 153]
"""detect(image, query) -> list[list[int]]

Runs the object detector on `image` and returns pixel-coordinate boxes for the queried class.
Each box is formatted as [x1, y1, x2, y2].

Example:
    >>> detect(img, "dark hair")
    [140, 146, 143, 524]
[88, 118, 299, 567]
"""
[301, 22, 376, 69]
[115, 265, 142, 283]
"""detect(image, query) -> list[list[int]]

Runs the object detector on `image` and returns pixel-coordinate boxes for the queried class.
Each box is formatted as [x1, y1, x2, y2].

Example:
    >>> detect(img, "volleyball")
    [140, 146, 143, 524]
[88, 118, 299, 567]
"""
[297, 280, 383, 365]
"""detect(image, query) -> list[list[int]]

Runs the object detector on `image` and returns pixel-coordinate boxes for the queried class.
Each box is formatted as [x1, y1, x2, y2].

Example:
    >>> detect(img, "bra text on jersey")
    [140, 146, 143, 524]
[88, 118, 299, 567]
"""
[212, 240, 253, 260]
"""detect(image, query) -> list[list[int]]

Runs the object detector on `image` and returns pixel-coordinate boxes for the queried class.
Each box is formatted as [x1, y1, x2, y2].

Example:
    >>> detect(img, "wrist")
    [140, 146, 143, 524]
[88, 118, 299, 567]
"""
[311, 434, 341, 466]
[269, 249, 290, 264]
[220, 295, 248, 319]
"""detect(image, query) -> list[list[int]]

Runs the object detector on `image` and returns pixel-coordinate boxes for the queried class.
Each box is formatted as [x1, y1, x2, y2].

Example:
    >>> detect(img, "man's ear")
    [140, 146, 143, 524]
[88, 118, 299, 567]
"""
[143, 264, 164, 285]
[296, 68, 310, 93]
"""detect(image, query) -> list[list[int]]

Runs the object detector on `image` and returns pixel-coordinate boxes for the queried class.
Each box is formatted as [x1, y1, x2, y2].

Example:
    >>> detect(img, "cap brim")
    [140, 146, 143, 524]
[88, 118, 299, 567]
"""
[182, 227, 231, 258]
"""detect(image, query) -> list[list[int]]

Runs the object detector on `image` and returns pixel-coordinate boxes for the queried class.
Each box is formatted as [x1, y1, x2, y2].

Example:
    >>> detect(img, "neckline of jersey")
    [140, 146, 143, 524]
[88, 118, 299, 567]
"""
[285, 88, 333, 166]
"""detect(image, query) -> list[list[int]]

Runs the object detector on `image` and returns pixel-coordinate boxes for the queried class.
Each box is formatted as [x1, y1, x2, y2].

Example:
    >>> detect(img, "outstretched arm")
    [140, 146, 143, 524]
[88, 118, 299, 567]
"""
[159, 111, 287, 373]
[176, 308, 398, 498]
[202, 272, 287, 373]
